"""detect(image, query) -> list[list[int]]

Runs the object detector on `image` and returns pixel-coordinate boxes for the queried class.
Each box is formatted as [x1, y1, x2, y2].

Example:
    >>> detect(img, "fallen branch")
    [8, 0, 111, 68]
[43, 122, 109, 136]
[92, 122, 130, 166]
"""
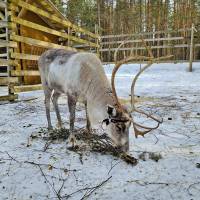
[80, 176, 112, 200]
[187, 181, 200, 196]
[38, 164, 62, 200]
[31, 128, 138, 166]
[63, 176, 112, 199]
[24, 160, 77, 172]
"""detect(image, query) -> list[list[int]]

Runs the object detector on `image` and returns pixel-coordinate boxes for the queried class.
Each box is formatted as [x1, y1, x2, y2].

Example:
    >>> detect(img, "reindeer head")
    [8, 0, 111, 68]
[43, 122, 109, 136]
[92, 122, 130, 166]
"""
[102, 105, 131, 152]
[104, 51, 169, 152]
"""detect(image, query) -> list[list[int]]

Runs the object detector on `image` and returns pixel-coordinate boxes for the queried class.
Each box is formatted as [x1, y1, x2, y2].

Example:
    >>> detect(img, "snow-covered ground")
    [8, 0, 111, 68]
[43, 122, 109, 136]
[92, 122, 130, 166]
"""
[0, 63, 200, 200]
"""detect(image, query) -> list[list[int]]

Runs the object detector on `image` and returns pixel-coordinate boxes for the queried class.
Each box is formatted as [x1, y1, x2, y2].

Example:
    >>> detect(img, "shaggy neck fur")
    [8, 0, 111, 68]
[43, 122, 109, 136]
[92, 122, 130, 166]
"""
[78, 59, 118, 127]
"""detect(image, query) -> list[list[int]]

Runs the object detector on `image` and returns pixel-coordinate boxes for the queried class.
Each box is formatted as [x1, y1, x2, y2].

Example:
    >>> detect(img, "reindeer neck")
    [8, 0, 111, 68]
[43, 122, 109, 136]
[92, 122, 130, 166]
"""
[86, 86, 119, 126]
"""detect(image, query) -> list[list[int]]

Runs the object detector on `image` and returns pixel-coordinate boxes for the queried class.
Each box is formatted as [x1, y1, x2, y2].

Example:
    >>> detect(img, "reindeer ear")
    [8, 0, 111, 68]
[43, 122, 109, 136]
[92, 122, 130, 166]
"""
[107, 105, 117, 117]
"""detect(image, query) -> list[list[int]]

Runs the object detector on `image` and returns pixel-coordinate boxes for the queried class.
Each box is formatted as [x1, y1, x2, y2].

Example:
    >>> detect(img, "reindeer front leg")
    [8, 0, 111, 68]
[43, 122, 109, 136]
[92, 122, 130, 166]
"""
[85, 102, 91, 133]
[44, 88, 53, 130]
[67, 94, 77, 146]
[52, 92, 62, 128]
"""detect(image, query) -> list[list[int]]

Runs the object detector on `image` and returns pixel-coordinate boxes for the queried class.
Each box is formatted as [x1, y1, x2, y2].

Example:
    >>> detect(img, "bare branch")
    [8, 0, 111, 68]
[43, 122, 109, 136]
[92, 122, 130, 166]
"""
[37, 164, 62, 200]
[62, 176, 112, 199]
[80, 176, 112, 200]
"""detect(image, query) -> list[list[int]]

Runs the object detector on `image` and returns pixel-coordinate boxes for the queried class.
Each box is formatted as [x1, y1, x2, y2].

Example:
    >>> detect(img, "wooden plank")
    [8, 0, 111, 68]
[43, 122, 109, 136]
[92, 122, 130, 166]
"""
[0, 33, 6, 38]
[101, 37, 185, 45]
[0, 1, 7, 9]
[11, 70, 40, 76]
[0, 39, 17, 48]
[100, 44, 191, 52]
[12, 0, 99, 39]
[10, 34, 76, 51]
[101, 28, 192, 39]
[0, 72, 8, 76]
[7, 11, 12, 16]
[0, 11, 4, 20]
[73, 44, 91, 48]
[0, 53, 7, 58]
[0, 20, 8, 28]
[11, 52, 40, 60]
[0, 94, 18, 101]
[0, 59, 18, 66]
[103, 60, 200, 64]
[189, 24, 194, 72]
[14, 84, 42, 93]
[11, 16, 99, 48]
[0, 77, 18, 85]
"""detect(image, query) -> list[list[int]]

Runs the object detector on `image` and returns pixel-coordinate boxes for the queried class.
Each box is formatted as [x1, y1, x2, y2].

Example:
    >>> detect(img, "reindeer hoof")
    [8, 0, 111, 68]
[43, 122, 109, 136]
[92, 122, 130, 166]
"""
[67, 134, 77, 147]
[56, 122, 62, 129]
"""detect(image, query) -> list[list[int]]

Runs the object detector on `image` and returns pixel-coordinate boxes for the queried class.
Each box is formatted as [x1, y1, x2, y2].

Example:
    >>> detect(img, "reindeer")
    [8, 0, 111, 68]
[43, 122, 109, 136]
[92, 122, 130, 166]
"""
[38, 48, 163, 152]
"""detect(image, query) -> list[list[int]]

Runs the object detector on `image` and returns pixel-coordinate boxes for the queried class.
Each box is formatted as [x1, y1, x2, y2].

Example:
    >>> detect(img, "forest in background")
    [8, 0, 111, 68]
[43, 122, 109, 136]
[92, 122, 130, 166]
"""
[50, 0, 200, 61]
[52, 0, 200, 35]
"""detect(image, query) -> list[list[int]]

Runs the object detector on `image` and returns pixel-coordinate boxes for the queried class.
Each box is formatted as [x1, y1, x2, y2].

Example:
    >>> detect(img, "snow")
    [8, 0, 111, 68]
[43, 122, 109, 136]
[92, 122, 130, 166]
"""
[0, 62, 200, 200]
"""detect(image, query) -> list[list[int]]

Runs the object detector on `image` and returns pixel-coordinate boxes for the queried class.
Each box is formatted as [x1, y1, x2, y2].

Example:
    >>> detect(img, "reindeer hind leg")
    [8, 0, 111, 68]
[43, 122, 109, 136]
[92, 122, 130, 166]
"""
[52, 91, 62, 128]
[67, 94, 77, 146]
[44, 87, 53, 130]
[85, 102, 91, 133]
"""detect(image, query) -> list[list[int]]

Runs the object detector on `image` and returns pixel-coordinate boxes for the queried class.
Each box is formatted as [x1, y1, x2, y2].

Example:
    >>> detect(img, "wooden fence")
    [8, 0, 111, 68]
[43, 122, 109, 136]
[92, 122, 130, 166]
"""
[100, 26, 199, 72]
[0, 0, 99, 101]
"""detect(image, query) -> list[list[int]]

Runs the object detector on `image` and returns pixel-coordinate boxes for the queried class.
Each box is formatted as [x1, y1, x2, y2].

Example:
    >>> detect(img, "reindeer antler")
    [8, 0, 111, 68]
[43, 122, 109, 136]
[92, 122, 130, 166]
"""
[130, 55, 173, 138]
[131, 55, 173, 112]
[111, 55, 151, 110]
[112, 37, 173, 138]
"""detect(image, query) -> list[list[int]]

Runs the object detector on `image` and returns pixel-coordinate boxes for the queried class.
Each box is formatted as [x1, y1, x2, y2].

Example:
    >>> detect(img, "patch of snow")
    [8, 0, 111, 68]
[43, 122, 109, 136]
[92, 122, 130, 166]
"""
[0, 62, 200, 200]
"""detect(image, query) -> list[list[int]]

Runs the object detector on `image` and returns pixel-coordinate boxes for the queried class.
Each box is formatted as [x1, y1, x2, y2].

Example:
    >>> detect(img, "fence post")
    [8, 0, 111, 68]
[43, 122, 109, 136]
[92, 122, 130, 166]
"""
[5, 0, 14, 97]
[189, 24, 194, 72]
[95, 24, 100, 58]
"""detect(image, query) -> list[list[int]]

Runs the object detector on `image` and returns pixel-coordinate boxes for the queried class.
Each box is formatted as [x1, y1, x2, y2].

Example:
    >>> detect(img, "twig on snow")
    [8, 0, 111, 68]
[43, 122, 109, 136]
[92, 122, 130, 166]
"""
[187, 181, 200, 196]
[37, 164, 62, 200]
[63, 176, 112, 199]
[108, 160, 121, 175]
[24, 161, 77, 172]
[80, 176, 112, 200]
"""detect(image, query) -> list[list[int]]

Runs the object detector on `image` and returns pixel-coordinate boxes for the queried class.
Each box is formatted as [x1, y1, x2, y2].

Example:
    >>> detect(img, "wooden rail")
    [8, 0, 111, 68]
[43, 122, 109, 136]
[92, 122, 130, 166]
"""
[10, 34, 76, 50]
[0, 77, 18, 85]
[0, 1, 7, 9]
[11, 70, 40, 76]
[0, 33, 6, 38]
[0, 53, 7, 58]
[100, 26, 199, 72]
[0, 11, 4, 19]
[0, 94, 18, 101]
[0, 20, 8, 28]
[100, 44, 195, 52]
[0, 58, 18, 66]
[11, 16, 99, 48]
[0, 0, 99, 98]
[101, 28, 192, 39]
[14, 84, 42, 93]
[12, 0, 99, 39]
[11, 52, 40, 60]
[101, 37, 184, 45]
[0, 39, 17, 48]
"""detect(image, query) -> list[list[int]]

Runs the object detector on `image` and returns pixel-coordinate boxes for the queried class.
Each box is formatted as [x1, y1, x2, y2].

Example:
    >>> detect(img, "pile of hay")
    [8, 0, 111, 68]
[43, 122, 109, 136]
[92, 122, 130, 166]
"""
[31, 128, 138, 166]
